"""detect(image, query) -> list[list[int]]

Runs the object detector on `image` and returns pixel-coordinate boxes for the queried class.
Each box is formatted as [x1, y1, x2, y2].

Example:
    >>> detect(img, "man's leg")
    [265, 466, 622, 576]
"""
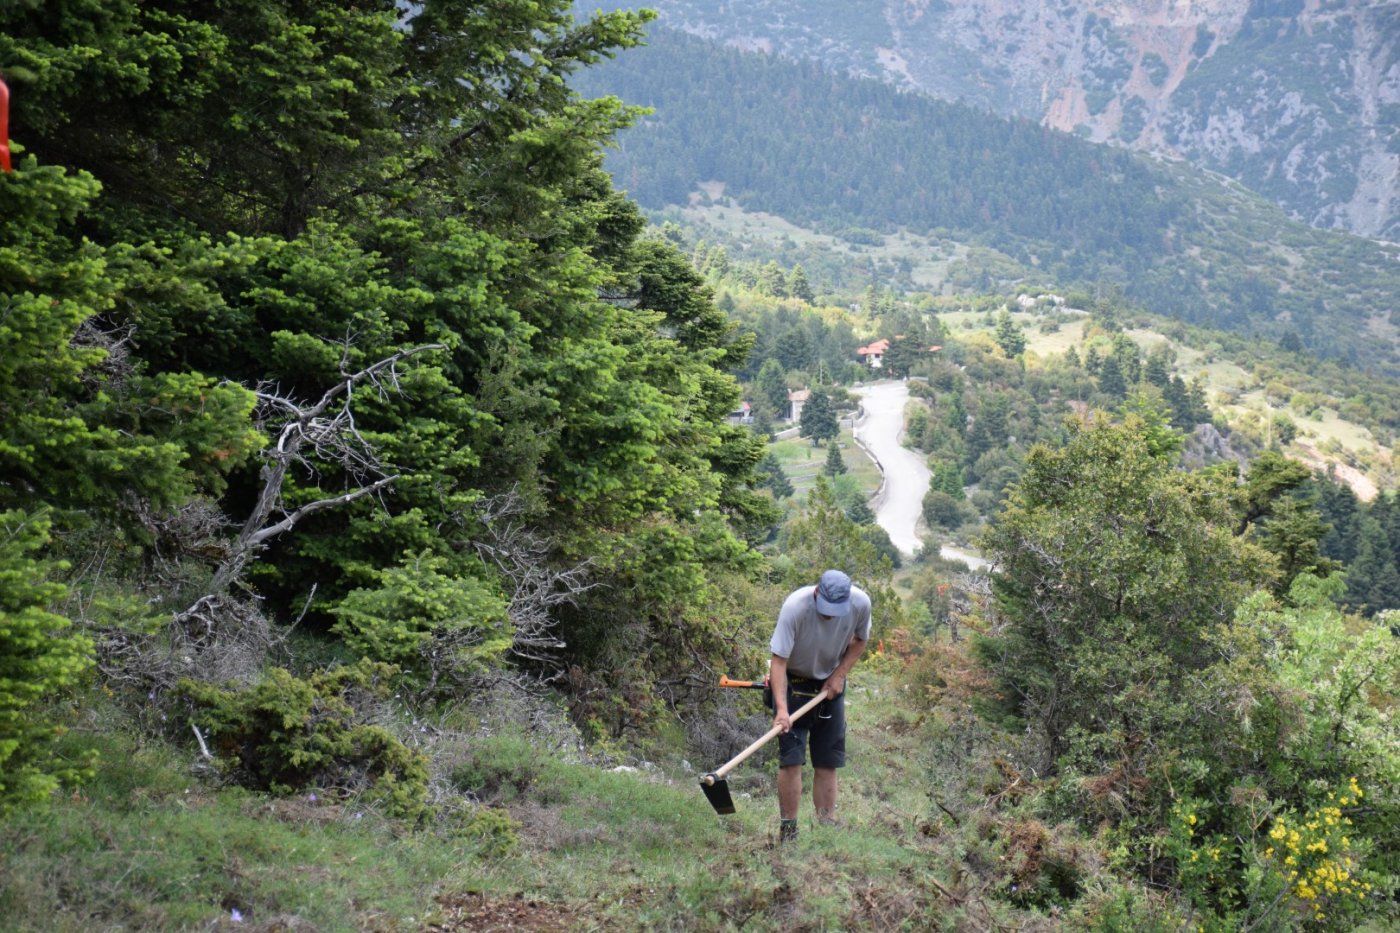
[813, 767, 838, 823]
[810, 692, 846, 825]
[778, 764, 803, 819]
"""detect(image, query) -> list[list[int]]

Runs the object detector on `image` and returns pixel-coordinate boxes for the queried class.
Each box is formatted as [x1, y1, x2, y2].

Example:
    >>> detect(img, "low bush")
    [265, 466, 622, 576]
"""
[175, 659, 429, 818]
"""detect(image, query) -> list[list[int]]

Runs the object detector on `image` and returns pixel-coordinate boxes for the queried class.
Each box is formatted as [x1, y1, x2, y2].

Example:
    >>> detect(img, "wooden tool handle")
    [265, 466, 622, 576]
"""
[711, 688, 829, 781]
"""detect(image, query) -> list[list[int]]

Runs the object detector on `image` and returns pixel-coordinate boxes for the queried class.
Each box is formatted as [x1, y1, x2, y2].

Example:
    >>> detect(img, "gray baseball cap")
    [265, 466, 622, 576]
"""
[815, 569, 852, 616]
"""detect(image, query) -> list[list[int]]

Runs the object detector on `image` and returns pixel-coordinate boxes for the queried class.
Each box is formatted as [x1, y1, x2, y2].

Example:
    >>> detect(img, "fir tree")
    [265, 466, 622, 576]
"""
[799, 391, 839, 446]
[994, 310, 1026, 358]
[846, 497, 875, 525]
[1097, 355, 1128, 399]
[788, 264, 814, 303]
[757, 451, 794, 500]
[824, 443, 847, 476]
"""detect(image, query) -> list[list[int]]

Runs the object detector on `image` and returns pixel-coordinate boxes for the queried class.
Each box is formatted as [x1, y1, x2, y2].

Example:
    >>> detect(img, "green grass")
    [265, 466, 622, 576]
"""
[671, 198, 974, 291]
[0, 672, 1004, 931]
[1, 731, 459, 931]
[768, 424, 883, 505]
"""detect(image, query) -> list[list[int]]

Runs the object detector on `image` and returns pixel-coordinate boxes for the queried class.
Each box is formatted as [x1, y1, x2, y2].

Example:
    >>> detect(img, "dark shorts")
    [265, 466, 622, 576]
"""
[766, 678, 847, 769]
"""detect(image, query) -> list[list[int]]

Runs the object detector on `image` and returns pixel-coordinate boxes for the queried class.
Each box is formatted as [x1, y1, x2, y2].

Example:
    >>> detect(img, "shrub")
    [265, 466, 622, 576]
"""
[0, 509, 95, 814]
[175, 660, 429, 818]
[923, 490, 972, 531]
[331, 551, 511, 690]
[1166, 779, 1380, 930]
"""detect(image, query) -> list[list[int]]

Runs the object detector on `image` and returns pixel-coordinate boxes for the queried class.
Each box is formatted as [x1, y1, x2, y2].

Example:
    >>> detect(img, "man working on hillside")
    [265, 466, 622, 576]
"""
[769, 569, 872, 842]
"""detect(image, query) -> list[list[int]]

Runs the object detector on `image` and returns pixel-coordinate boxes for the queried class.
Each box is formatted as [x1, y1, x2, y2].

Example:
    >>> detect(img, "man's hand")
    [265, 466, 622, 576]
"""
[823, 671, 847, 697]
[769, 653, 791, 733]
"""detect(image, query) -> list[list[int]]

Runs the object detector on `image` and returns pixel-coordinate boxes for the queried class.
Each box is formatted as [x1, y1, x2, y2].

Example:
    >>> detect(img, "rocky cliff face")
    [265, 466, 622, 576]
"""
[624, 0, 1400, 239]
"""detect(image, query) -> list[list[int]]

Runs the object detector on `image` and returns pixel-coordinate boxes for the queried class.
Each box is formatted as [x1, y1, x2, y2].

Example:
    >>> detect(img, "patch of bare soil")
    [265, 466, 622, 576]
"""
[1294, 442, 1379, 501]
[429, 892, 609, 932]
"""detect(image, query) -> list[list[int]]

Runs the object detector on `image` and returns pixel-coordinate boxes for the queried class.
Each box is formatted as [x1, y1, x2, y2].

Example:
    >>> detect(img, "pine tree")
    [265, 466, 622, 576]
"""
[788, 264, 814, 303]
[1144, 346, 1172, 387]
[1347, 517, 1400, 614]
[1084, 345, 1103, 375]
[846, 498, 875, 525]
[0, 510, 94, 813]
[759, 261, 788, 297]
[993, 310, 1026, 357]
[1097, 355, 1128, 399]
[824, 443, 847, 476]
[756, 358, 790, 413]
[757, 452, 794, 500]
[1316, 469, 1362, 563]
[799, 391, 839, 446]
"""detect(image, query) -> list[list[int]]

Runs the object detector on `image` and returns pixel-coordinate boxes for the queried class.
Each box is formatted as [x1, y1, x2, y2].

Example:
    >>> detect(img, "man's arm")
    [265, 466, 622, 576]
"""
[770, 654, 791, 733]
[822, 635, 868, 698]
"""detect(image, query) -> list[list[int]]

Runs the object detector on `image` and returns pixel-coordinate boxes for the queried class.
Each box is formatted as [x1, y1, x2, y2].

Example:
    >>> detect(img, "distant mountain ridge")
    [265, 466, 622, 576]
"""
[596, 0, 1400, 240]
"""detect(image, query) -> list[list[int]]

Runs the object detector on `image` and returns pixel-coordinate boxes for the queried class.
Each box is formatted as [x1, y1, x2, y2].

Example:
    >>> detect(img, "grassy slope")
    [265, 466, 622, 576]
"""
[2, 662, 1055, 932]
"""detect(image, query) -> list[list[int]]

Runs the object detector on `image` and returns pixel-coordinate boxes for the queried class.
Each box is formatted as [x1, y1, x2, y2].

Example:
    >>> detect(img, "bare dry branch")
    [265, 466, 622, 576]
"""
[466, 487, 598, 673]
[152, 343, 447, 682]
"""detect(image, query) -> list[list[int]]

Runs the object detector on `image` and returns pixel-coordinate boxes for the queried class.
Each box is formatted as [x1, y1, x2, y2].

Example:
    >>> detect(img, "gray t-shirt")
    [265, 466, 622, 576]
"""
[769, 583, 873, 680]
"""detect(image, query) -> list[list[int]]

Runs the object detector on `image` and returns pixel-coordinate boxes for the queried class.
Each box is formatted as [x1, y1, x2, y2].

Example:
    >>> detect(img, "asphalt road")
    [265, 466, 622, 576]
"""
[851, 379, 990, 570]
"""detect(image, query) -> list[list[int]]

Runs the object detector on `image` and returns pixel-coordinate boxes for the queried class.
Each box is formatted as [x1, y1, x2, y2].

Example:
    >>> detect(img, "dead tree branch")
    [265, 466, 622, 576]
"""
[203, 342, 445, 596]
[163, 343, 445, 674]
[468, 487, 598, 673]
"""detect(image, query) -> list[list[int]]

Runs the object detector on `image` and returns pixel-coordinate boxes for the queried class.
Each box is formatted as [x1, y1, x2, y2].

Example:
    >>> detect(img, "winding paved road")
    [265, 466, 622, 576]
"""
[851, 380, 989, 570]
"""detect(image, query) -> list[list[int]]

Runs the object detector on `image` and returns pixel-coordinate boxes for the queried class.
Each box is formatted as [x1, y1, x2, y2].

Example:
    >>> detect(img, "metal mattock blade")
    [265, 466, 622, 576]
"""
[700, 774, 735, 815]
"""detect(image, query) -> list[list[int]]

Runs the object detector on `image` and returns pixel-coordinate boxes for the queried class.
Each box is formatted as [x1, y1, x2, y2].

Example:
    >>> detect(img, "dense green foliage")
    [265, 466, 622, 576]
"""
[0, 0, 784, 697]
[0, 510, 93, 813]
[0, 0, 784, 798]
[176, 660, 429, 817]
[979, 416, 1270, 765]
[974, 413, 1398, 928]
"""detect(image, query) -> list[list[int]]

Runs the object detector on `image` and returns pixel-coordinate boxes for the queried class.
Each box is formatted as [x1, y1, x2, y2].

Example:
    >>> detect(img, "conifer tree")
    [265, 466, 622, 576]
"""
[756, 358, 790, 413]
[757, 452, 794, 500]
[846, 498, 875, 525]
[788, 264, 814, 303]
[0, 510, 94, 813]
[1347, 517, 1400, 614]
[1097, 355, 1128, 399]
[759, 261, 788, 297]
[993, 310, 1026, 358]
[799, 391, 839, 446]
[824, 443, 847, 476]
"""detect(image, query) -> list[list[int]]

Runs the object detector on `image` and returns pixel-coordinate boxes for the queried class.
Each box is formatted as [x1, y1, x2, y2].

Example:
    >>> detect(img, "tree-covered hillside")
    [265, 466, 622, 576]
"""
[0, 0, 787, 807]
[590, 0, 1400, 242]
[572, 27, 1400, 376]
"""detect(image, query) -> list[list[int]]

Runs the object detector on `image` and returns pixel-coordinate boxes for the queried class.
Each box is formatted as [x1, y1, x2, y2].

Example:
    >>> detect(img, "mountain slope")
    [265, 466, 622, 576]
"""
[573, 27, 1400, 376]
[593, 0, 1400, 240]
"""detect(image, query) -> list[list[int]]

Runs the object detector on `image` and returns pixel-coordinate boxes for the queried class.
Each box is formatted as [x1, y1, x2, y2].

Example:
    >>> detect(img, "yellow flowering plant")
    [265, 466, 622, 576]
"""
[1167, 778, 1380, 931]
[1260, 779, 1375, 927]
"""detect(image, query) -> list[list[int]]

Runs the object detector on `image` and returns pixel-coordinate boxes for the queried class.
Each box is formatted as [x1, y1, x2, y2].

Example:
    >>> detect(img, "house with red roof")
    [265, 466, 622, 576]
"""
[856, 338, 890, 368]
